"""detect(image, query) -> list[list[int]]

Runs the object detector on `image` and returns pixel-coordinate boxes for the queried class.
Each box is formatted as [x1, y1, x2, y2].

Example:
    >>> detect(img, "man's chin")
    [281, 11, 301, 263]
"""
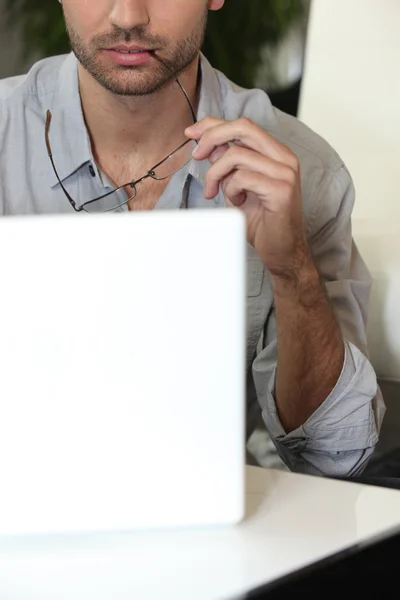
[93, 71, 169, 97]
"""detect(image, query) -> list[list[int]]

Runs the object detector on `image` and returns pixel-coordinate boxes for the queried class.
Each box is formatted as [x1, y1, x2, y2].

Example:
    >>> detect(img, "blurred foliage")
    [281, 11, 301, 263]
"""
[204, 0, 307, 88]
[6, 0, 69, 58]
[6, 0, 306, 89]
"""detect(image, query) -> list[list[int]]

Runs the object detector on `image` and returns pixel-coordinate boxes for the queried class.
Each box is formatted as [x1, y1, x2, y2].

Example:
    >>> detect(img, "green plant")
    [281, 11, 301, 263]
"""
[6, 0, 69, 58]
[6, 0, 306, 89]
[204, 0, 307, 88]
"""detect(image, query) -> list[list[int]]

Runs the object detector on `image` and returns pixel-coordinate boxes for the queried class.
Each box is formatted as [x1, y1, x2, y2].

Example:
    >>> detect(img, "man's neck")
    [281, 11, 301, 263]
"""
[78, 56, 201, 166]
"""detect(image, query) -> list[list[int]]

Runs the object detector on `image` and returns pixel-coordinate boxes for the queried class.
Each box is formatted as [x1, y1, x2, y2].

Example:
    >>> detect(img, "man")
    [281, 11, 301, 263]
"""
[0, 0, 385, 476]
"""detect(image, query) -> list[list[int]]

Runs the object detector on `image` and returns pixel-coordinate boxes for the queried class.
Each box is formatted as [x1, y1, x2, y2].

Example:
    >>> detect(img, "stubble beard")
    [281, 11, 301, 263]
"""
[65, 11, 208, 96]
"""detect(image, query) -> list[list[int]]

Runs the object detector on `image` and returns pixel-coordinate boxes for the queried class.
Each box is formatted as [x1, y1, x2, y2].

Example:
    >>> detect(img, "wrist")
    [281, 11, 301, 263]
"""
[271, 258, 321, 300]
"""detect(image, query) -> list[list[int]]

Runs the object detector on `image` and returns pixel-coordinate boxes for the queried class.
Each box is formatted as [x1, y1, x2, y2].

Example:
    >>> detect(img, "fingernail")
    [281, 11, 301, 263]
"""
[192, 145, 200, 157]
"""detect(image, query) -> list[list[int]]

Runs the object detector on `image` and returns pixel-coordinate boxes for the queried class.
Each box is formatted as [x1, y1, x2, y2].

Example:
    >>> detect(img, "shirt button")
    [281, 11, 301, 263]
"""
[89, 165, 96, 178]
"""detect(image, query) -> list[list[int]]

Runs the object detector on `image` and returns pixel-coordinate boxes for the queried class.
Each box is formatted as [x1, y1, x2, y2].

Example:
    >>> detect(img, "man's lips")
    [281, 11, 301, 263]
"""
[106, 45, 155, 53]
[102, 47, 156, 66]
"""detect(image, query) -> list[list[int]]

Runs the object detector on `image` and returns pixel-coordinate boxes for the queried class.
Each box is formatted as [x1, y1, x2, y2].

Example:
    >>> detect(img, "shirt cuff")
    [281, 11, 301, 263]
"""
[262, 341, 380, 465]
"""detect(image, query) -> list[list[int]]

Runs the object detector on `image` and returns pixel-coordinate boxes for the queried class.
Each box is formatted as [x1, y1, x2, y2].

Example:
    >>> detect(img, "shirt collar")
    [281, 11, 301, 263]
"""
[47, 52, 223, 189]
[47, 53, 93, 188]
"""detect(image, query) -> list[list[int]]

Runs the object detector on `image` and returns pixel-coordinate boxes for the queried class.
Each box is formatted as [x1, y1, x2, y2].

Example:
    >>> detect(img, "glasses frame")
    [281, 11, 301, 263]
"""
[45, 78, 197, 213]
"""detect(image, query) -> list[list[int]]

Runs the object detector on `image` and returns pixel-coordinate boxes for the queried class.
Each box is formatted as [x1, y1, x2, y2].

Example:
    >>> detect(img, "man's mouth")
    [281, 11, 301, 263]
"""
[103, 46, 156, 66]
[114, 49, 150, 54]
[108, 46, 155, 54]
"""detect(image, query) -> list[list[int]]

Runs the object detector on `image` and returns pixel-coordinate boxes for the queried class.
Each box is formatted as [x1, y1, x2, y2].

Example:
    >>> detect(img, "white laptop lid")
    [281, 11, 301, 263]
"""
[0, 210, 246, 535]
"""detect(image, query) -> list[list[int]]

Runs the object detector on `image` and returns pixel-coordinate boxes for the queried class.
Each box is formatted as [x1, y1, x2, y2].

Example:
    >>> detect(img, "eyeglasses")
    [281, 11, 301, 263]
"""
[45, 78, 198, 213]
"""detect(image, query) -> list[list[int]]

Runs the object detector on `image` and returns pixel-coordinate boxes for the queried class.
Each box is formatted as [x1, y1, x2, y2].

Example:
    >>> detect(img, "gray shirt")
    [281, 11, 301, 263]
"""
[0, 52, 385, 476]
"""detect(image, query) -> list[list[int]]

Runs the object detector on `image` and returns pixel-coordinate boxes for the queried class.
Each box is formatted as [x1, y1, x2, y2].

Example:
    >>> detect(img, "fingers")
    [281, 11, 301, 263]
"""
[223, 169, 283, 208]
[204, 145, 296, 199]
[186, 117, 298, 169]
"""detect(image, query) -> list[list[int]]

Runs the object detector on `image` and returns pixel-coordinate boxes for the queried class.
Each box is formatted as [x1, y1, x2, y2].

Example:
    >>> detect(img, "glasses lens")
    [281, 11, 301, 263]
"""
[150, 139, 197, 181]
[83, 186, 136, 214]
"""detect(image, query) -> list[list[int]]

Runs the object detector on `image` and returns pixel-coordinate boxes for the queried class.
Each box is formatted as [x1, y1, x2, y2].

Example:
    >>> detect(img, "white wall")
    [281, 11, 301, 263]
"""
[299, 0, 400, 380]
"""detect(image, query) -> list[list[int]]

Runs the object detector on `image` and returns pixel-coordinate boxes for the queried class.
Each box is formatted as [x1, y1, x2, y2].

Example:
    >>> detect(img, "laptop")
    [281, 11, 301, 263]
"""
[0, 210, 246, 535]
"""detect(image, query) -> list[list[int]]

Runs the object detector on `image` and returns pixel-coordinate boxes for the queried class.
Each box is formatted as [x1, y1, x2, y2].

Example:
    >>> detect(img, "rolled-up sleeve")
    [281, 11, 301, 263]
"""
[252, 164, 386, 477]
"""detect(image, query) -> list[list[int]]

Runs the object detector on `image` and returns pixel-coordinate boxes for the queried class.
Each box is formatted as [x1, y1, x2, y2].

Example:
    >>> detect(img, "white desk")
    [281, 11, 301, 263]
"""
[1, 466, 400, 600]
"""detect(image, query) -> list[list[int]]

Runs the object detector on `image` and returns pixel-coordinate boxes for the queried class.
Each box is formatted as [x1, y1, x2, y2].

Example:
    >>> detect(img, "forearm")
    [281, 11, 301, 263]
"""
[272, 261, 345, 433]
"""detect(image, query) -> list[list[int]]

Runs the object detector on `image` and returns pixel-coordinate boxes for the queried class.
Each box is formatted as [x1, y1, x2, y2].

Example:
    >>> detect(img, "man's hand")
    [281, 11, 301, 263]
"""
[185, 117, 312, 280]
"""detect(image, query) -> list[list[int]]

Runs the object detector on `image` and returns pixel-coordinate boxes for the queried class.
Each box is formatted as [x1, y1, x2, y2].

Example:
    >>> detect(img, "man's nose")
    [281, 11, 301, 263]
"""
[109, 0, 150, 31]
